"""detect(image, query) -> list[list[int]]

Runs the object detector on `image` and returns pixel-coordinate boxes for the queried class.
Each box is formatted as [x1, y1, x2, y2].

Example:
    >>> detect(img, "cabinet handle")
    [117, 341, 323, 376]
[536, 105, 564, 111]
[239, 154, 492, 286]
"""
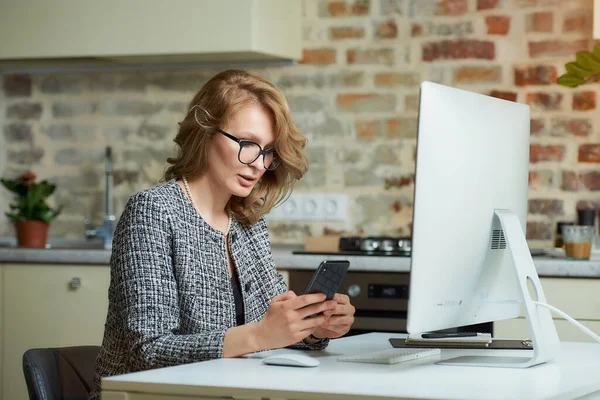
[70, 277, 81, 289]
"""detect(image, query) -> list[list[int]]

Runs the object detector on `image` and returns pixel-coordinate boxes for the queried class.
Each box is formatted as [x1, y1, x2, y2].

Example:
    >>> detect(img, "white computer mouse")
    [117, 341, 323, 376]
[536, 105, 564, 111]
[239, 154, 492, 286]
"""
[261, 353, 320, 367]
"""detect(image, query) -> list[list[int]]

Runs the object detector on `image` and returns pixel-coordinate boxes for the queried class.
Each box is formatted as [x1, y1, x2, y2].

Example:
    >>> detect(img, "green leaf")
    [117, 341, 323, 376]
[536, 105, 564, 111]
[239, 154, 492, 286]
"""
[4, 212, 20, 222]
[592, 43, 600, 60]
[557, 73, 584, 87]
[40, 207, 62, 223]
[575, 51, 600, 72]
[565, 62, 594, 78]
[38, 181, 56, 198]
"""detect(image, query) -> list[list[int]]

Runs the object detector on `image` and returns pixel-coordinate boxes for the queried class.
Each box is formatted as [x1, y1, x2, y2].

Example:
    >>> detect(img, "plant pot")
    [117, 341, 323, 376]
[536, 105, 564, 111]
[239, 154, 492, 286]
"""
[15, 220, 49, 248]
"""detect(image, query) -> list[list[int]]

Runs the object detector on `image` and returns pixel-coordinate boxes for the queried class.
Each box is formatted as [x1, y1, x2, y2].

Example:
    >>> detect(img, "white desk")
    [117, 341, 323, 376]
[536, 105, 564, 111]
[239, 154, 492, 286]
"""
[102, 333, 600, 400]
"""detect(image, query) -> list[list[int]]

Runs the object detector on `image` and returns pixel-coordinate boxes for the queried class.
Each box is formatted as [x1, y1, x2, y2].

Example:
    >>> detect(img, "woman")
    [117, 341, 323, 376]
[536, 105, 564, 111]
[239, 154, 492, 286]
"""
[90, 69, 355, 399]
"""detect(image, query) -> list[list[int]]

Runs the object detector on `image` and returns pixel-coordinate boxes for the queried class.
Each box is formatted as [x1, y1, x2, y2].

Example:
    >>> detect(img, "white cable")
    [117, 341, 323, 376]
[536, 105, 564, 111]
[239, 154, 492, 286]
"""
[533, 301, 600, 344]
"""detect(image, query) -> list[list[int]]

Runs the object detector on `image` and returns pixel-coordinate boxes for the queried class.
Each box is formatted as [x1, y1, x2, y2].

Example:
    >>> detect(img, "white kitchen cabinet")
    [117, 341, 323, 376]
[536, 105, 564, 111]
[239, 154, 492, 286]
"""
[494, 277, 600, 342]
[1, 264, 110, 400]
[0, 0, 301, 67]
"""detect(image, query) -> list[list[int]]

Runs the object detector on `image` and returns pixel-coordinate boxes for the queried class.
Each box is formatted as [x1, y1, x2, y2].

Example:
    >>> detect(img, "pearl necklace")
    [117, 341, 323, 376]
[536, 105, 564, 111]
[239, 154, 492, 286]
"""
[182, 176, 232, 234]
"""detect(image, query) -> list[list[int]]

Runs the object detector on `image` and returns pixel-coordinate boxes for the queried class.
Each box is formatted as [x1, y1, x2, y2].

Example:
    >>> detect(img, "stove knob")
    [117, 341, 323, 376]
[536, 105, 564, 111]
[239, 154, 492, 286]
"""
[347, 284, 361, 298]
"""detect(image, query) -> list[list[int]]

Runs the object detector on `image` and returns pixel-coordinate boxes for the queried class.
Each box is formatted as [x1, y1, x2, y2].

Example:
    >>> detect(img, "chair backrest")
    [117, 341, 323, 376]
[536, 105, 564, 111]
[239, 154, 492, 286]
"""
[22, 346, 100, 400]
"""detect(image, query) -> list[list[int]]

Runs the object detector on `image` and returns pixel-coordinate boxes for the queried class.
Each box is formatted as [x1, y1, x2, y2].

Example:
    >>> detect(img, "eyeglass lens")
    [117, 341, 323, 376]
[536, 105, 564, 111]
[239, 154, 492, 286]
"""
[239, 142, 282, 170]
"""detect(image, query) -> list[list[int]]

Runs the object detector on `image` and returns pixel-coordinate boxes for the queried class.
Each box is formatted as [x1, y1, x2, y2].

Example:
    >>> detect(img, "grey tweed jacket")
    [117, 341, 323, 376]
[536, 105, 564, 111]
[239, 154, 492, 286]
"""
[90, 180, 328, 399]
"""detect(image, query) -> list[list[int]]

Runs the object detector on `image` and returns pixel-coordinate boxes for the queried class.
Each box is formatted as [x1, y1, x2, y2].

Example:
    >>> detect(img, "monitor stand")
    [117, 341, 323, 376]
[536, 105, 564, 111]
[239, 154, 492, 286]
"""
[437, 209, 560, 368]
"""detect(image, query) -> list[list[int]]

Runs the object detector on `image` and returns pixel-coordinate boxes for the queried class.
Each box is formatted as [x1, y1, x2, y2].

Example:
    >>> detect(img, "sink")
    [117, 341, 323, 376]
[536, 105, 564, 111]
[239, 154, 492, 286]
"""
[0, 237, 108, 250]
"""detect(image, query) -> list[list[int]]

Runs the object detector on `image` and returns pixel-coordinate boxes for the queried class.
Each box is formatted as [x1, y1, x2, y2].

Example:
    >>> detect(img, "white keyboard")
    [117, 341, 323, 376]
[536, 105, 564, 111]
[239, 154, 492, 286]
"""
[337, 348, 441, 365]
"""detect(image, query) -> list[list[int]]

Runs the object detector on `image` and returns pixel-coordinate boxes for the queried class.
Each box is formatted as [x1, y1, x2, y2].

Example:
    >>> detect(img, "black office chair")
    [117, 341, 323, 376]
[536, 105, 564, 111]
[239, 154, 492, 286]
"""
[22, 346, 100, 400]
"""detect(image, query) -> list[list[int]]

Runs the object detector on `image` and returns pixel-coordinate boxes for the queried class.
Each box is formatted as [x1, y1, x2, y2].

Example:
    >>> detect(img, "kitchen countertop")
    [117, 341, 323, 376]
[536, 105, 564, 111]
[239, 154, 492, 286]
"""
[0, 243, 600, 278]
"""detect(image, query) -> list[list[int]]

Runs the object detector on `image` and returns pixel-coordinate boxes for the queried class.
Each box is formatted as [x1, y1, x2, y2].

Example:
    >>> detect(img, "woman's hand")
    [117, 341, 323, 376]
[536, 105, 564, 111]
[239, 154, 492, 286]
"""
[312, 293, 355, 339]
[255, 291, 337, 350]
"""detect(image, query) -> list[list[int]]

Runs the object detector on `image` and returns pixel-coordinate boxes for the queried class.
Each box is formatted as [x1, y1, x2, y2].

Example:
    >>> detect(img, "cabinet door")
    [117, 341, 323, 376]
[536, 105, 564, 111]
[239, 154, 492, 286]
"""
[2, 264, 110, 400]
[494, 277, 600, 343]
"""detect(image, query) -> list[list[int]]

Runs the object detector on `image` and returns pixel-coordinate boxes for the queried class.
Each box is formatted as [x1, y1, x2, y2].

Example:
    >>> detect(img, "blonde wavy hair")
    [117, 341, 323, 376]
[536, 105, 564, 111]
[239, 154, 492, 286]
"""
[163, 69, 308, 226]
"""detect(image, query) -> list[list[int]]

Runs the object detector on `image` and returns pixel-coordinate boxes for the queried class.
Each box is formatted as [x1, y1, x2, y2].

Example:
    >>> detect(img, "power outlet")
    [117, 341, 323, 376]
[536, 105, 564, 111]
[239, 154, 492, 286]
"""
[266, 193, 347, 221]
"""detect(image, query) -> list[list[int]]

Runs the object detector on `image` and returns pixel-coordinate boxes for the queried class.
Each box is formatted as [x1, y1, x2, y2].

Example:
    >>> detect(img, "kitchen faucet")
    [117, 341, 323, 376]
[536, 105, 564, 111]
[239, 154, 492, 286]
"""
[85, 146, 115, 250]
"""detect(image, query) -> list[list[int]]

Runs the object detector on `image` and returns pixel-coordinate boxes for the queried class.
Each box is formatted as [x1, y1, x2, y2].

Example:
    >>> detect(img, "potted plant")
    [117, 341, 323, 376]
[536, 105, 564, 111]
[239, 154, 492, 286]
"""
[557, 43, 600, 87]
[0, 171, 62, 248]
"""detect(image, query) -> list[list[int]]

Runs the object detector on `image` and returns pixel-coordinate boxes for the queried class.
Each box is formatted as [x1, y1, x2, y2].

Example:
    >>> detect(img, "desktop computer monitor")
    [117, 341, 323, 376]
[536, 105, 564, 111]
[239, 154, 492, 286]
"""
[405, 81, 559, 368]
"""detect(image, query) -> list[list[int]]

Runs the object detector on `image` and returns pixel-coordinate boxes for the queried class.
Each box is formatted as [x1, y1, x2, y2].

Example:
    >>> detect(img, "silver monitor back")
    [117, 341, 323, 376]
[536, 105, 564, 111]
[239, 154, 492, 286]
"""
[407, 81, 531, 334]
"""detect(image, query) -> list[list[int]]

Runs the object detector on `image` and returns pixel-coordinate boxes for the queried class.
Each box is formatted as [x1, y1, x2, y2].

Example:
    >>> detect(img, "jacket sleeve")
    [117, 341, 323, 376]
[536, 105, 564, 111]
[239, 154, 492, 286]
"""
[110, 191, 227, 370]
[257, 217, 330, 351]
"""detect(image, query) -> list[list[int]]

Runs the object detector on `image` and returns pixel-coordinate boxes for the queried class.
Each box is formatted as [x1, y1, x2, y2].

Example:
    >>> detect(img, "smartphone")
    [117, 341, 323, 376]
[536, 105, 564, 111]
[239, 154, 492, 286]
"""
[304, 260, 350, 301]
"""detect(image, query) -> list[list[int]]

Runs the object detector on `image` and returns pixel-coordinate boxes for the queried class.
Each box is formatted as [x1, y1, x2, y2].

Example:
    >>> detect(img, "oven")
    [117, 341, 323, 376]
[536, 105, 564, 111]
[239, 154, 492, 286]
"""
[289, 270, 410, 335]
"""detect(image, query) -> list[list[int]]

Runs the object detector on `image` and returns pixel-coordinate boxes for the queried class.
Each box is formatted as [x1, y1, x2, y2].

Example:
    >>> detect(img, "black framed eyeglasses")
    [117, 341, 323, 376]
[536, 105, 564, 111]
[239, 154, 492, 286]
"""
[217, 129, 282, 170]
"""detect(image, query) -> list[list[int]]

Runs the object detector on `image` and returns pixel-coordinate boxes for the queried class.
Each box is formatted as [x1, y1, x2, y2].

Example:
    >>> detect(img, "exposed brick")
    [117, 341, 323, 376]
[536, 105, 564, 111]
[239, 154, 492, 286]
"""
[528, 170, 554, 188]
[347, 48, 395, 65]
[411, 21, 473, 37]
[375, 144, 402, 165]
[101, 101, 163, 116]
[516, 0, 560, 6]
[578, 144, 600, 163]
[561, 171, 578, 191]
[528, 39, 589, 58]
[319, 0, 370, 17]
[477, 0, 500, 10]
[530, 118, 546, 135]
[577, 200, 600, 210]
[580, 171, 600, 190]
[526, 221, 552, 240]
[562, 171, 600, 191]
[336, 93, 396, 112]
[136, 123, 171, 141]
[278, 71, 364, 89]
[6, 103, 42, 120]
[530, 144, 565, 162]
[455, 66, 501, 83]
[7, 148, 44, 165]
[385, 175, 414, 189]
[514, 65, 557, 86]
[526, 12, 553, 33]
[405, 94, 420, 112]
[113, 170, 140, 187]
[551, 117, 591, 137]
[490, 90, 517, 102]
[52, 102, 97, 118]
[386, 118, 418, 138]
[409, 0, 468, 16]
[563, 10, 593, 34]
[330, 26, 365, 39]
[528, 199, 564, 216]
[486, 15, 510, 35]
[573, 91, 596, 111]
[526, 92, 563, 111]
[381, 0, 404, 15]
[337, 149, 362, 163]
[301, 48, 337, 64]
[355, 120, 380, 138]
[412, 24, 425, 36]
[422, 40, 495, 61]
[39, 75, 85, 94]
[3, 75, 32, 97]
[374, 72, 420, 86]
[374, 20, 398, 39]
[4, 123, 33, 142]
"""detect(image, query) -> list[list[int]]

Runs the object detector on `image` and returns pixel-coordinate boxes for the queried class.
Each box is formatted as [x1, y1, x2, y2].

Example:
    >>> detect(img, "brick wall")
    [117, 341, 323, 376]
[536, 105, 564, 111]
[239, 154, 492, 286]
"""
[1, 0, 598, 248]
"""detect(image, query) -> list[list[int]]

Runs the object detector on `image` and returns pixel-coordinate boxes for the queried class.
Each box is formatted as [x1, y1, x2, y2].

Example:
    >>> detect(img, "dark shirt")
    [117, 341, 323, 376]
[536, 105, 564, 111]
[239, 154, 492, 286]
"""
[231, 271, 245, 326]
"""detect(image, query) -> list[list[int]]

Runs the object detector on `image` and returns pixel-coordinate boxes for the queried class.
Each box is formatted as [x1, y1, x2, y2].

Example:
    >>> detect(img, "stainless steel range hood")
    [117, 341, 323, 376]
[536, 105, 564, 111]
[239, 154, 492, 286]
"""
[0, 0, 301, 70]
